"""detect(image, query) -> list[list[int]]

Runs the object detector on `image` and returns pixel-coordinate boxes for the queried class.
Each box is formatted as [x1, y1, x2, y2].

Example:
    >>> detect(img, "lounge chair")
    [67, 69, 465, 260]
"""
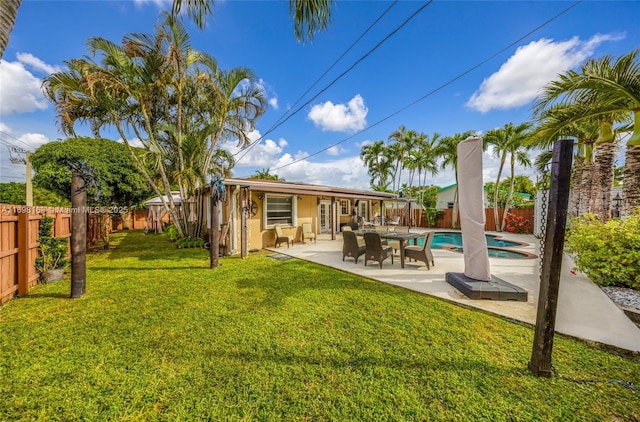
[342, 230, 366, 264]
[274, 225, 294, 248]
[404, 231, 435, 269]
[363, 232, 394, 268]
[302, 222, 316, 244]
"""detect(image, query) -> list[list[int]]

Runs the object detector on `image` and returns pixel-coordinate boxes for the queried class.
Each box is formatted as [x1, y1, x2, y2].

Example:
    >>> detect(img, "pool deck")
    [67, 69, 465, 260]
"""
[266, 229, 640, 353]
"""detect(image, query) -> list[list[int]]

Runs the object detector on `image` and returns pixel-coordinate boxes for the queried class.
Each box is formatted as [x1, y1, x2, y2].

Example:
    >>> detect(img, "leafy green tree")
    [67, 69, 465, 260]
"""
[0, 182, 69, 206]
[360, 140, 392, 191]
[30, 137, 153, 208]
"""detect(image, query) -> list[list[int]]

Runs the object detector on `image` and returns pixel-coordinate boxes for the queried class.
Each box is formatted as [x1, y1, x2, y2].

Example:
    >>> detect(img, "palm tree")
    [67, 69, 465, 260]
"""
[436, 130, 476, 228]
[0, 0, 21, 59]
[533, 50, 640, 217]
[360, 140, 391, 191]
[250, 168, 283, 181]
[485, 122, 533, 230]
[43, 13, 267, 238]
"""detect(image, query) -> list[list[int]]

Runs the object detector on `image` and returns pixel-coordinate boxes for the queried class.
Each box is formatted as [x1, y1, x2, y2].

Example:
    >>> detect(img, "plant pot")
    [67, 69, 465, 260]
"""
[42, 268, 64, 283]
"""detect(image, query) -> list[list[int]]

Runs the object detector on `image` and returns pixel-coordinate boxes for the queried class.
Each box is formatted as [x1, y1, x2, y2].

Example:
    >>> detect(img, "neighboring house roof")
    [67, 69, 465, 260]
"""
[223, 178, 396, 201]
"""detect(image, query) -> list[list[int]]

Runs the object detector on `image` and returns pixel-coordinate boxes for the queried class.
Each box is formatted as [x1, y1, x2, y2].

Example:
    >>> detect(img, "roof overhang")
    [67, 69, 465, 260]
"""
[223, 178, 396, 201]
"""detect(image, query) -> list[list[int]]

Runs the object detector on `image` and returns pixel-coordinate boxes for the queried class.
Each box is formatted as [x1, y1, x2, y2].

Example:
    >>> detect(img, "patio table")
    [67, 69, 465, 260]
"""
[356, 230, 422, 268]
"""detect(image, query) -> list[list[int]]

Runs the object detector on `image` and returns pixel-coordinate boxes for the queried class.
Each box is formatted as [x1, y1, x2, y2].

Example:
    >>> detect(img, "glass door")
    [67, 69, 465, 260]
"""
[318, 200, 332, 233]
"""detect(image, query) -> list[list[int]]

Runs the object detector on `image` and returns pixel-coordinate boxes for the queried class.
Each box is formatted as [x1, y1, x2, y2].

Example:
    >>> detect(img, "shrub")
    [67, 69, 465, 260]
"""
[35, 216, 69, 278]
[503, 212, 531, 234]
[164, 224, 179, 242]
[565, 211, 640, 289]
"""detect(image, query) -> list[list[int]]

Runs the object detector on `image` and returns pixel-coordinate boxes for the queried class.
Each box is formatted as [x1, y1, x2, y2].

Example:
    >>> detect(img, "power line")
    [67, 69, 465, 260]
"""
[268, 0, 583, 173]
[0, 130, 35, 151]
[234, 0, 431, 164]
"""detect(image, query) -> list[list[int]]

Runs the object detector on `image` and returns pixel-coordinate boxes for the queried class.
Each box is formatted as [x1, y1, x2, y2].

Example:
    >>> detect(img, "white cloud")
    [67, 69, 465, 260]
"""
[268, 97, 279, 110]
[326, 145, 347, 156]
[222, 130, 289, 168]
[307, 94, 368, 132]
[133, 0, 171, 8]
[16, 53, 62, 74]
[467, 33, 625, 113]
[0, 59, 49, 115]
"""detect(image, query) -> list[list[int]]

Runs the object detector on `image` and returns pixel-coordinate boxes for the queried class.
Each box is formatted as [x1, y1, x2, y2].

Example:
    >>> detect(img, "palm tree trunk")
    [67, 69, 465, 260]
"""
[578, 163, 594, 216]
[493, 154, 506, 232]
[0, 0, 21, 59]
[622, 145, 640, 217]
[569, 162, 583, 218]
[589, 142, 618, 221]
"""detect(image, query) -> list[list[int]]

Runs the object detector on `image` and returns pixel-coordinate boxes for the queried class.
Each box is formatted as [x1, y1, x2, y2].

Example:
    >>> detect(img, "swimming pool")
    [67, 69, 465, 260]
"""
[416, 231, 534, 259]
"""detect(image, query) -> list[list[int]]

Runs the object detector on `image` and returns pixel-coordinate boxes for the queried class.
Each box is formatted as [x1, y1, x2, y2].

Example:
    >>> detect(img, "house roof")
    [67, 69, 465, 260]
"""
[223, 178, 396, 201]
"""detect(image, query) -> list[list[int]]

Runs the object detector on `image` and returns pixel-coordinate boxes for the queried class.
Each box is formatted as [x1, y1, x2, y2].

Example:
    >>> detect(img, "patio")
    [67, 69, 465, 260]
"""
[268, 229, 640, 353]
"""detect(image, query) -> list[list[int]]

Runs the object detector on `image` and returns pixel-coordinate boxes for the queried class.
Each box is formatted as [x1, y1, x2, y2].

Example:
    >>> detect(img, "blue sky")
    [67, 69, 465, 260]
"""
[1, 0, 638, 190]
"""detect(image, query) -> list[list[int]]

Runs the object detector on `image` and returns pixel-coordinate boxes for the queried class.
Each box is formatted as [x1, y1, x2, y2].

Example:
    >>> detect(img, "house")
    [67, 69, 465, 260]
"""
[436, 184, 532, 210]
[208, 178, 396, 255]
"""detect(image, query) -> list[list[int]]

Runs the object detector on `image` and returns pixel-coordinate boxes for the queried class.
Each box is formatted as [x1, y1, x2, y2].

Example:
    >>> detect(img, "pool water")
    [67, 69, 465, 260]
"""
[414, 232, 532, 259]
[418, 232, 525, 249]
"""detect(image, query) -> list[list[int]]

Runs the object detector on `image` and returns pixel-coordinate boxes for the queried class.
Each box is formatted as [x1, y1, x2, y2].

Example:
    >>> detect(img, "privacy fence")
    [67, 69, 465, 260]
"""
[0, 205, 152, 304]
[388, 208, 535, 233]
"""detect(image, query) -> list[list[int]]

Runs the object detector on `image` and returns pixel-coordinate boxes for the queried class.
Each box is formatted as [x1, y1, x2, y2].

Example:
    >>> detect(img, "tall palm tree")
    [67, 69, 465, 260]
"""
[360, 140, 391, 191]
[388, 125, 419, 195]
[0, 0, 21, 59]
[43, 12, 267, 237]
[533, 50, 640, 216]
[486, 122, 533, 230]
[436, 130, 475, 228]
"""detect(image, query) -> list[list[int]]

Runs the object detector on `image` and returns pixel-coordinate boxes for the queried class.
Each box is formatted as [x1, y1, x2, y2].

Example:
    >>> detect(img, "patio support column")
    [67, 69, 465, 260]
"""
[529, 139, 574, 377]
[241, 188, 248, 258]
[330, 196, 336, 240]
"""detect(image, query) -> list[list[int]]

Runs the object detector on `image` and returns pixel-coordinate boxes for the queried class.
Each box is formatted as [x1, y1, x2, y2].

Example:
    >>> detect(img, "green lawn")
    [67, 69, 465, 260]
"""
[1, 231, 638, 421]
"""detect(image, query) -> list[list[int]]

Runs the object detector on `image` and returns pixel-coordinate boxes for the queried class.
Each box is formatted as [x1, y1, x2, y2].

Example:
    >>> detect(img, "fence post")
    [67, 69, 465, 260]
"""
[17, 213, 30, 296]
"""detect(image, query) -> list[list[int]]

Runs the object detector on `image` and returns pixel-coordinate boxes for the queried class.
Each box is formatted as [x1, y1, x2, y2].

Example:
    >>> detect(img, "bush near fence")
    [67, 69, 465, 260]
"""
[0, 205, 154, 304]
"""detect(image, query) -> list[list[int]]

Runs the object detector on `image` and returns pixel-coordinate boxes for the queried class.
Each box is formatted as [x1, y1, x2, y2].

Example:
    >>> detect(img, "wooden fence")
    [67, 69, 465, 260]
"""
[388, 208, 535, 233]
[1, 205, 72, 304]
[0, 206, 155, 304]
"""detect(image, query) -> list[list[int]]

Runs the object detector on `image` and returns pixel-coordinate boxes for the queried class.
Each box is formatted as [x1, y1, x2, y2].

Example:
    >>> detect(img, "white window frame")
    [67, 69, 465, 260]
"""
[263, 194, 298, 229]
[340, 199, 351, 216]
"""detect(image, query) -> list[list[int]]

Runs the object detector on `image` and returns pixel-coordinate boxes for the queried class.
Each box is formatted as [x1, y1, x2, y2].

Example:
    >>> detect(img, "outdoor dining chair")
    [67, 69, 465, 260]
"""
[363, 232, 394, 269]
[342, 230, 366, 264]
[404, 231, 435, 269]
[387, 226, 410, 253]
[274, 225, 294, 248]
[302, 222, 316, 244]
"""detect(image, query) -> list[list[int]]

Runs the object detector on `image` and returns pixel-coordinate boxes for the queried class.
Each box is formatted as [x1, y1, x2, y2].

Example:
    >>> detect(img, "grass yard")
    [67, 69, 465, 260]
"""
[1, 231, 639, 421]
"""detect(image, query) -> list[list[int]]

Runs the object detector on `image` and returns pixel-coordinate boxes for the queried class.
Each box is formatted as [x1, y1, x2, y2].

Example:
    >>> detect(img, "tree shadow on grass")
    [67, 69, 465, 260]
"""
[18, 292, 69, 299]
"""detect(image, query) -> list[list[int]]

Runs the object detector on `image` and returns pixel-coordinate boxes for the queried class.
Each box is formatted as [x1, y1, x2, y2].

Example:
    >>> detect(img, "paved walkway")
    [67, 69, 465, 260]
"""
[268, 230, 640, 353]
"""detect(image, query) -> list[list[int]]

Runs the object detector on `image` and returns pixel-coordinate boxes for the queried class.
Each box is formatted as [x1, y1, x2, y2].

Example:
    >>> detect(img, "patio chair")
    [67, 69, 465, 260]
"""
[404, 231, 435, 269]
[302, 222, 316, 244]
[274, 225, 294, 248]
[374, 225, 389, 244]
[342, 230, 366, 264]
[387, 226, 410, 253]
[363, 232, 394, 269]
[388, 215, 401, 226]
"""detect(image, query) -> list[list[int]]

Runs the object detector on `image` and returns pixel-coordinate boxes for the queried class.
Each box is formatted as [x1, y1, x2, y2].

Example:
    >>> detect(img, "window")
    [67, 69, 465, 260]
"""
[264, 194, 297, 229]
[340, 199, 350, 216]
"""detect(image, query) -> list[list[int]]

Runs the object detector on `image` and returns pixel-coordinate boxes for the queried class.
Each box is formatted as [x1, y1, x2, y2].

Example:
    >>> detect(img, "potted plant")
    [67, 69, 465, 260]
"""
[35, 216, 69, 283]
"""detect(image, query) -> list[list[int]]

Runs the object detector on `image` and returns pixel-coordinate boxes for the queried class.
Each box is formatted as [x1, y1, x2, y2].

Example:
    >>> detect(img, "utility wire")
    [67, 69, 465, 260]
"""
[0, 130, 35, 151]
[234, 0, 430, 164]
[268, 0, 583, 173]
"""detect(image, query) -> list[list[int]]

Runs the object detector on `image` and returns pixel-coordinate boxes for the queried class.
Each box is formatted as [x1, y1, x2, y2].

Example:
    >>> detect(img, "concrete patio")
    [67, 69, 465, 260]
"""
[267, 230, 640, 353]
